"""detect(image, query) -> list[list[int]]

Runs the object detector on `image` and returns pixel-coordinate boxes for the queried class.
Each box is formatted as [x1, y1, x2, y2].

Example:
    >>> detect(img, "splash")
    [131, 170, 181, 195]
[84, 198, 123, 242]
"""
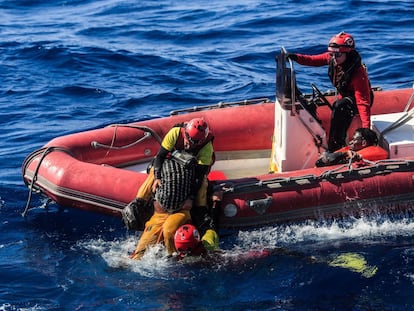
[76, 214, 414, 277]
[77, 235, 177, 279]
[235, 214, 414, 250]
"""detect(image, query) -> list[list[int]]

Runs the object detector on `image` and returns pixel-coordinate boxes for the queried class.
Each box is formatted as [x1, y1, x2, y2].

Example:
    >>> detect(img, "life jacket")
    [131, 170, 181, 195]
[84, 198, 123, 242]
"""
[337, 145, 388, 162]
[328, 51, 374, 106]
[328, 51, 362, 97]
[356, 145, 388, 161]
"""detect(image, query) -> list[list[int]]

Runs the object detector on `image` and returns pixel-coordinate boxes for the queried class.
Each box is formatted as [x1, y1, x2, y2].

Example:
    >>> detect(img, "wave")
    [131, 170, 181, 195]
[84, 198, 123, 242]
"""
[69, 212, 414, 279]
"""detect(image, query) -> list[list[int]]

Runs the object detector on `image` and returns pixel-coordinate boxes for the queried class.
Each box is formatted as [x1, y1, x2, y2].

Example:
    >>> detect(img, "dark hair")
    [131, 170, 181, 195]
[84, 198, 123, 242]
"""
[355, 128, 378, 146]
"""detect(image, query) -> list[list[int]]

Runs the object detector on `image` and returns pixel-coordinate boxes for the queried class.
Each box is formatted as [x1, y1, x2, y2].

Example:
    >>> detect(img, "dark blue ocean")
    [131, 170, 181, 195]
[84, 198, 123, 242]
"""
[1, 0, 414, 310]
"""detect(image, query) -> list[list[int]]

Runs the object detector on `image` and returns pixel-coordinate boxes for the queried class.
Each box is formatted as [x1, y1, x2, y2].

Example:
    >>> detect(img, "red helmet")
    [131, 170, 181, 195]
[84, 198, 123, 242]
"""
[185, 118, 209, 145]
[174, 224, 200, 254]
[328, 32, 355, 53]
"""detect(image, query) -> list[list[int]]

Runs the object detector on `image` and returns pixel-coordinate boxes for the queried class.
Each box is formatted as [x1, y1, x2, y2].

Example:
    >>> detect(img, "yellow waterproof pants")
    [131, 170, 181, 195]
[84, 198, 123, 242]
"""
[136, 167, 155, 201]
[130, 209, 191, 260]
[195, 176, 208, 207]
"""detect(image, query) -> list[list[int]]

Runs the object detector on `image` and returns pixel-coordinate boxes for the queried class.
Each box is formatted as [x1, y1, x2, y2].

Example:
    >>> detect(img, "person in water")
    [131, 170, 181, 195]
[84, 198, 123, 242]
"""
[315, 127, 388, 167]
[174, 223, 208, 259]
[173, 225, 377, 278]
[287, 32, 373, 152]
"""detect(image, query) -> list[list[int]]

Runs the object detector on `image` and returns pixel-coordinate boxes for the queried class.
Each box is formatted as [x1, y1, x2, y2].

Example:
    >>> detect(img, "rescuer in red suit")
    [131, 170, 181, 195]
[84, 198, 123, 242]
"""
[315, 128, 388, 167]
[287, 32, 373, 152]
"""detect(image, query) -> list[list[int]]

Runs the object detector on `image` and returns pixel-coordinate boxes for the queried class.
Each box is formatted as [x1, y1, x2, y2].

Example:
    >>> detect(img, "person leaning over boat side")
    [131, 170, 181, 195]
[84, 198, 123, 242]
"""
[130, 154, 196, 259]
[123, 118, 219, 252]
[315, 128, 388, 167]
[287, 32, 373, 152]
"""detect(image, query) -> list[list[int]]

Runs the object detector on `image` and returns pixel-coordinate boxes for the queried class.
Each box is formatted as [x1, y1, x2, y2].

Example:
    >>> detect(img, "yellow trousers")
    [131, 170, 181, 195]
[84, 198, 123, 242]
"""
[136, 167, 208, 207]
[136, 167, 156, 201]
[130, 209, 191, 260]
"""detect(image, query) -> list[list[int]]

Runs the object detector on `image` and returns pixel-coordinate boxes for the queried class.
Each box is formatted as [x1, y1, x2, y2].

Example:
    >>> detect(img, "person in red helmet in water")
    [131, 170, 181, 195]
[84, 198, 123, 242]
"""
[126, 118, 219, 259]
[174, 224, 207, 259]
[173, 223, 275, 262]
[287, 32, 373, 152]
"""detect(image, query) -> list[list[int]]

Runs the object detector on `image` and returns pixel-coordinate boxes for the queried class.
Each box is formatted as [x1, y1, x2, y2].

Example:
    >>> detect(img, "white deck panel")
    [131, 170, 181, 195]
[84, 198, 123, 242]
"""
[371, 112, 414, 158]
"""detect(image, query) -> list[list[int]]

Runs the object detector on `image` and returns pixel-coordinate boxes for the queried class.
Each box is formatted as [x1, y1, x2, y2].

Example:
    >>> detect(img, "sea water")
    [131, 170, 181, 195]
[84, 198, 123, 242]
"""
[1, 0, 414, 310]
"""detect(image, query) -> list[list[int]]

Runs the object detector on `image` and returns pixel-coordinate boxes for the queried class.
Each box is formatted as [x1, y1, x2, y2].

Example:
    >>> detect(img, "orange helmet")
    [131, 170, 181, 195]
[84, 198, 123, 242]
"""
[328, 32, 355, 53]
[174, 224, 200, 254]
[185, 118, 209, 145]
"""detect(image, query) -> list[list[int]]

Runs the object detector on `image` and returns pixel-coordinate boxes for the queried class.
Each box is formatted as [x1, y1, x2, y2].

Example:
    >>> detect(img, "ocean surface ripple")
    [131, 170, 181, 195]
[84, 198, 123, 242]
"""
[1, 0, 413, 310]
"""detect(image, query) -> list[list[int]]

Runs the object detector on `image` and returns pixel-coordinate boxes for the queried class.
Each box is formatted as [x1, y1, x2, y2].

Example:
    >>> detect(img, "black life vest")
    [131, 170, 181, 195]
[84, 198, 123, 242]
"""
[328, 51, 362, 97]
[328, 51, 374, 106]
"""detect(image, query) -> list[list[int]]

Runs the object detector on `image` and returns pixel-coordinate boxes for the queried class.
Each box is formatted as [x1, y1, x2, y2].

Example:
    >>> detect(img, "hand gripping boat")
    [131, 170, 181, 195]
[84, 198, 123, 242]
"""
[22, 48, 414, 229]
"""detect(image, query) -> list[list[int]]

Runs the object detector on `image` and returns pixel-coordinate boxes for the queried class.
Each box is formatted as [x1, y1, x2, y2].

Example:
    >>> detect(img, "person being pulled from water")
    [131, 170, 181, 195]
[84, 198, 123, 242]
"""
[315, 127, 388, 167]
[174, 223, 209, 259]
[124, 118, 220, 257]
[287, 32, 373, 152]
[172, 223, 377, 278]
[173, 223, 269, 262]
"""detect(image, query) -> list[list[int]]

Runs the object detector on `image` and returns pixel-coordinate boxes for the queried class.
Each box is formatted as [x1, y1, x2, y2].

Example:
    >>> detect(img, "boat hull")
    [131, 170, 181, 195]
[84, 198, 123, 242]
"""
[219, 161, 414, 228]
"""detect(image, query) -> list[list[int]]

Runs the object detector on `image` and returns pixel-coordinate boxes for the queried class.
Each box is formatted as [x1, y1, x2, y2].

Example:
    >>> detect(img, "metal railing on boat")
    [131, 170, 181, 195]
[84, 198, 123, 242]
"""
[169, 98, 272, 115]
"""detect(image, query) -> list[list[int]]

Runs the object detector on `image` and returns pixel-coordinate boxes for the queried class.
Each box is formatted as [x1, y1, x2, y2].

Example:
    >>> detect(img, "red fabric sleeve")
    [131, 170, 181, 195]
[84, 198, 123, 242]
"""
[295, 52, 372, 128]
[349, 66, 372, 128]
[295, 52, 331, 67]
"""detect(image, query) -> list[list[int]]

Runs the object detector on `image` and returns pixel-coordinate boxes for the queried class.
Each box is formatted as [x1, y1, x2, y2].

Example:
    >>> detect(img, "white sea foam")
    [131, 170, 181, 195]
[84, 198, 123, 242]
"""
[77, 215, 414, 276]
[78, 234, 176, 278]
[236, 215, 414, 250]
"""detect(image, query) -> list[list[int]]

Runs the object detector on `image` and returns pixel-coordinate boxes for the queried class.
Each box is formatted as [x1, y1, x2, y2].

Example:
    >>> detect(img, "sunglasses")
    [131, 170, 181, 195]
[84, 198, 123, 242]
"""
[330, 52, 344, 58]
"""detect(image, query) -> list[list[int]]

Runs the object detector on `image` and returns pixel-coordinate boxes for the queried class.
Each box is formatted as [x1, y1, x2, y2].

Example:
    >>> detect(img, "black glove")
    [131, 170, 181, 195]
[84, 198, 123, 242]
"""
[315, 151, 347, 167]
[121, 198, 154, 231]
[190, 205, 216, 235]
[286, 53, 298, 62]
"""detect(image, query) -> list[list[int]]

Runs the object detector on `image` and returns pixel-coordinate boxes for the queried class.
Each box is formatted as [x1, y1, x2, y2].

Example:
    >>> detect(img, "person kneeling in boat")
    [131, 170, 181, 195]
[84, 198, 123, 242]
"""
[315, 128, 388, 167]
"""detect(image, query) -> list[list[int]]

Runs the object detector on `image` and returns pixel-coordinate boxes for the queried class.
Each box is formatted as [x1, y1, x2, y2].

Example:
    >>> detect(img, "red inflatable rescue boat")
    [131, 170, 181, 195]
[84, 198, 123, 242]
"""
[22, 48, 414, 229]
